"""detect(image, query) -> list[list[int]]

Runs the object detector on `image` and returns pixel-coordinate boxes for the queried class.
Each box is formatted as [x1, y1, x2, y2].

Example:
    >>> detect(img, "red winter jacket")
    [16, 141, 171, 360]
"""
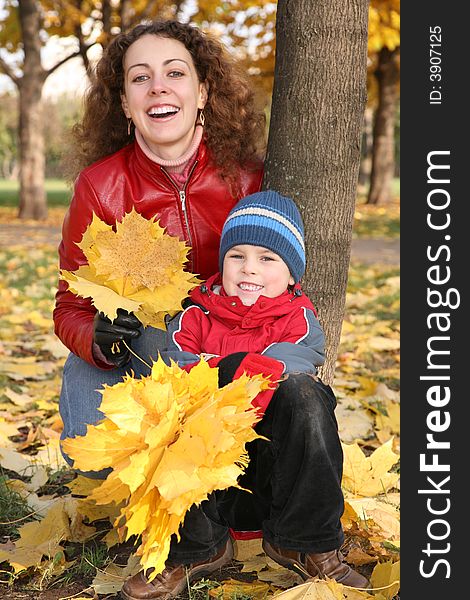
[163, 273, 325, 414]
[53, 141, 263, 367]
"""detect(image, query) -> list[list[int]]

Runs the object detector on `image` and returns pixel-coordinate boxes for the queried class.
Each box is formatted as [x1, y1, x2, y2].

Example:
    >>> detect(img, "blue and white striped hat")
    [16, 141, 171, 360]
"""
[219, 191, 306, 283]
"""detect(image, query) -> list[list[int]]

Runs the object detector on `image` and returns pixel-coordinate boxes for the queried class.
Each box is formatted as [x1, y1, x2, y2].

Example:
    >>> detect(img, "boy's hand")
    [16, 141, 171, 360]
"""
[93, 309, 141, 367]
[217, 352, 249, 387]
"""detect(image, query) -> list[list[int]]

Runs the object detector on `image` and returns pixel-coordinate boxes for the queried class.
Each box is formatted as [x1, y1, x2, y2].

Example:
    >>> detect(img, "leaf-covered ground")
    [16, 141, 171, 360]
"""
[0, 202, 400, 599]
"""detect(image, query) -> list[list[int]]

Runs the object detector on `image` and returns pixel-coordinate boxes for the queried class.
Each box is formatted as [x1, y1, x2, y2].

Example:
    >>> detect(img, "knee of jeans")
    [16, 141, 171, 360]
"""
[132, 326, 167, 365]
[59, 438, 111, 480]
[274, 374, 336, 416]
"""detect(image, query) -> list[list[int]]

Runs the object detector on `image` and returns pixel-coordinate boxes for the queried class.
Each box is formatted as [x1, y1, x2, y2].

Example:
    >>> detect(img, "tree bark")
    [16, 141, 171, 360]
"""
[17, 0, 47, 220]
[358, 106, 374, 189]
[367, 47, 399, 205]
[263, 0, 369, 384]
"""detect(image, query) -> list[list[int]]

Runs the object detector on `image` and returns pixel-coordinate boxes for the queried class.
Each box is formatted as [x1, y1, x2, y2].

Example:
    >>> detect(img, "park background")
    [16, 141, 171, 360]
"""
[0, 2, 400, 599]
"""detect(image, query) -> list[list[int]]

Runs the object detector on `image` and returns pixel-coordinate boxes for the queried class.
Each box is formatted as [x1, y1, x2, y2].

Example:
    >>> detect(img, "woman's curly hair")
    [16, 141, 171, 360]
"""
[66, 20, 266, 186]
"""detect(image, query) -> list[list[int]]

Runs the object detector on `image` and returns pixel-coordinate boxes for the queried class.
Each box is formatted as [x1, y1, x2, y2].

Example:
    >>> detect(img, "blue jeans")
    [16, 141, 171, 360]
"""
[59, 326, 166, 478]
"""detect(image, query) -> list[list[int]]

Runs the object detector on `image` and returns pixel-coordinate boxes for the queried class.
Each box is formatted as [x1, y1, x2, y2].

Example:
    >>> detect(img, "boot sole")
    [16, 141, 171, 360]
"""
[120, 540, 234, 600]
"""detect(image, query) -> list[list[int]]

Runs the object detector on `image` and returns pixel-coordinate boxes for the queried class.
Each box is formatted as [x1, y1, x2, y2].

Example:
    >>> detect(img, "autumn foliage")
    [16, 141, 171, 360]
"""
[60, 208, 198, 329]
[62, 358, 270, 578]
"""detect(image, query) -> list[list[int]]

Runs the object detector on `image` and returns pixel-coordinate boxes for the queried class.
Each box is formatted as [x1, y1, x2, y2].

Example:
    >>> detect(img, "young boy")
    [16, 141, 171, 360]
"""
[163, 189, 325, 414]
[121, 191, 368, 600]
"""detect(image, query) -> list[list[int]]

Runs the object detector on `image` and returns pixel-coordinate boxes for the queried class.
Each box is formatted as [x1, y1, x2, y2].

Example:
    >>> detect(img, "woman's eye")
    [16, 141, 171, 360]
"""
[132, 74, 149, 83]
[168, 70, 184, 78]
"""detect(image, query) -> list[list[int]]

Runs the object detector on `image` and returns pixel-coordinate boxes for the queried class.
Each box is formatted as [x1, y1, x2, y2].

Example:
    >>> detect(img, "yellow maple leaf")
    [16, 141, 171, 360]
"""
[62, 357, 271, 579]
[344, 498, 400, 541]
[374, 401, 400, 436]
[60, 208, 199, 327]
[342, 438, 400, 496]
[210, 579, 272, 598]
[0, 497, 95, 573]
[272, 578, 374, 599]
[370, 560, 400, 599]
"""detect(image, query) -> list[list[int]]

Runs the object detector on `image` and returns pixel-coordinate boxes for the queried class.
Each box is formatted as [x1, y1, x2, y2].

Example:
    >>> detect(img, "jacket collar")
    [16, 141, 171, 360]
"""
[132, 136, 210, 180]
[190, 272, 312, 328]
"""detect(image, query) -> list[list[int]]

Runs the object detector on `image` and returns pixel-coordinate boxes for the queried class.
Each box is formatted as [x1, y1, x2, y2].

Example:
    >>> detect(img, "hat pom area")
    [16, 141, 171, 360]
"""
[219, 190, 306, 282]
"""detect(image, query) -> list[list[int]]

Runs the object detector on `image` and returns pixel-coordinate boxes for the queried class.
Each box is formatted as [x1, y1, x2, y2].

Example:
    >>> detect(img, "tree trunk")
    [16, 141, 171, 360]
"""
[367, 47, 399, 205]
[358, 106, 374, 190]
[17, 0, 47, 220]
[263, 0, 369, 384]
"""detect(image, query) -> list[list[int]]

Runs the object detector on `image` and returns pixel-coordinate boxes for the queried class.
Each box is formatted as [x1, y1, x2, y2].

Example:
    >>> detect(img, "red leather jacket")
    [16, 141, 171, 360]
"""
[53, 140, 263, 367]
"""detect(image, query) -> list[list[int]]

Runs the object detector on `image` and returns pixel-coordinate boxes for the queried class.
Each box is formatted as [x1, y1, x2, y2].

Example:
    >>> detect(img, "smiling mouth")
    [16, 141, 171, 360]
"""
[147, 106, 180, 119]
[238, 282, 263, 292]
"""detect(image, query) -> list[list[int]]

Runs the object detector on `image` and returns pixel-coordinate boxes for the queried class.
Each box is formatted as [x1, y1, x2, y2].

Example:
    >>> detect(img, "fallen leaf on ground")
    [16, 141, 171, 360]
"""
[366, 337, 400, 352]
[342, 439, 399, 496]
[272, 578, 374, 599]
[336, 398, 375, 443]
[369, 560, 400, 599]
[343, 548, 377, 566]
[209, 578, 273, 599]
[233, 537, 263, 561]
[343, 498, 400, 541]
[0, 447, 35, 475]
[91, 554, 141, 595]
[257, 568, 304, 589]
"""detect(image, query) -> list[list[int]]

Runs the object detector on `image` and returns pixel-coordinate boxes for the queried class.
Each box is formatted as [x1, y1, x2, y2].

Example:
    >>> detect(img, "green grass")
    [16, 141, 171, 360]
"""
[58, 541, 110, 584]
[0, 472, 35, 540]
[0, 179, 72, 207]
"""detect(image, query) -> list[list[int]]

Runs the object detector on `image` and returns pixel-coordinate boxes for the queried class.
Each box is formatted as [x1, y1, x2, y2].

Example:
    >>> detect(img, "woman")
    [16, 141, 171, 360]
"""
[54, 20, 264, 471]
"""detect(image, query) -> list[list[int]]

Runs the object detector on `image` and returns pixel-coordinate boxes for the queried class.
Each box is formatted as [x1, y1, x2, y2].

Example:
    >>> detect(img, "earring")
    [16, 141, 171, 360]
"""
[197, 110, 205, 127]
[127, 118, 133, 136]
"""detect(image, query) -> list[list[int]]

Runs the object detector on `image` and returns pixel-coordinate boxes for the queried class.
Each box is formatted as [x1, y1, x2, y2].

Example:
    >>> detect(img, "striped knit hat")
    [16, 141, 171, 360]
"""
[219, 190, 306, 283]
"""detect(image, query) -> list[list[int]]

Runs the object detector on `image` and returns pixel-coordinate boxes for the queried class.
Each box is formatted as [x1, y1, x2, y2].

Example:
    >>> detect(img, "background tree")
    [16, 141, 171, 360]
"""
[0, 0, 85, 218]
[366, 0, 400, 204]
[193, 1, 276, 104]
[0, 93, 18, 180]
[195, 1, 399, 208]
[263, 0, 369, 383]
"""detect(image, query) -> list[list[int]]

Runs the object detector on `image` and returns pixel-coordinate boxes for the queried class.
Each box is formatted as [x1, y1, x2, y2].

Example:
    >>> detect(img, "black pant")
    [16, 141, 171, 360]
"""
[168, 374, 345, 563]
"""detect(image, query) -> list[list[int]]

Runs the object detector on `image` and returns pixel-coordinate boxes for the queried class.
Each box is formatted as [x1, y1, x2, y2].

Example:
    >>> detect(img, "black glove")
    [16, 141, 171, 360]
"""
[217, 352, 248, 388]
[93, 309, 142, 367]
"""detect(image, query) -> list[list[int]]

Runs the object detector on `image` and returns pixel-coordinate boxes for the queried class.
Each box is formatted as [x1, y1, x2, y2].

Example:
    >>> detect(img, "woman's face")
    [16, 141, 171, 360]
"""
[121, 35, 207, 159]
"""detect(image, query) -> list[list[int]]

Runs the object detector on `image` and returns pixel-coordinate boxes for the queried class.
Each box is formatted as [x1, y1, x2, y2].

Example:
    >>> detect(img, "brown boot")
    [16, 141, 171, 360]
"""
[263, 540, 369, 589]
[121, 539, 233, 600]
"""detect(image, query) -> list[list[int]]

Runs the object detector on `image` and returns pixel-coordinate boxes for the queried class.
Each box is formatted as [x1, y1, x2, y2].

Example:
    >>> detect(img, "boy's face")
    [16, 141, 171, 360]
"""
[222, 245, 295, 306]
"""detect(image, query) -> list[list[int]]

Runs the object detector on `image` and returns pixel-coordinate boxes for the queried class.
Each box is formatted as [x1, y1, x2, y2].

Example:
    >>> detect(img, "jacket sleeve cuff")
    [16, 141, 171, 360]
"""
[92, 342, 116, 369]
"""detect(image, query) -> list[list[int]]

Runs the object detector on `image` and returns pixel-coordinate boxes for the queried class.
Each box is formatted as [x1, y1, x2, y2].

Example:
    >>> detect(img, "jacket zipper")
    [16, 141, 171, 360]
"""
[161, 161, 198, 269]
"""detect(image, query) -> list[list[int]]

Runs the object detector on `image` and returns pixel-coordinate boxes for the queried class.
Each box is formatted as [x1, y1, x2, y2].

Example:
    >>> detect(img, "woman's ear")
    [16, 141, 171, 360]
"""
[121, 93, 131, 118]
[198, 82, 209, 110]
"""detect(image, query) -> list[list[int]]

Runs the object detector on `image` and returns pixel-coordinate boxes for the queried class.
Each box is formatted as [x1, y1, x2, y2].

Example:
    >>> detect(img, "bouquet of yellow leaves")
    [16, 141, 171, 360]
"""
[60, 208, 199, 329]
[62, 357, 271, 580]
